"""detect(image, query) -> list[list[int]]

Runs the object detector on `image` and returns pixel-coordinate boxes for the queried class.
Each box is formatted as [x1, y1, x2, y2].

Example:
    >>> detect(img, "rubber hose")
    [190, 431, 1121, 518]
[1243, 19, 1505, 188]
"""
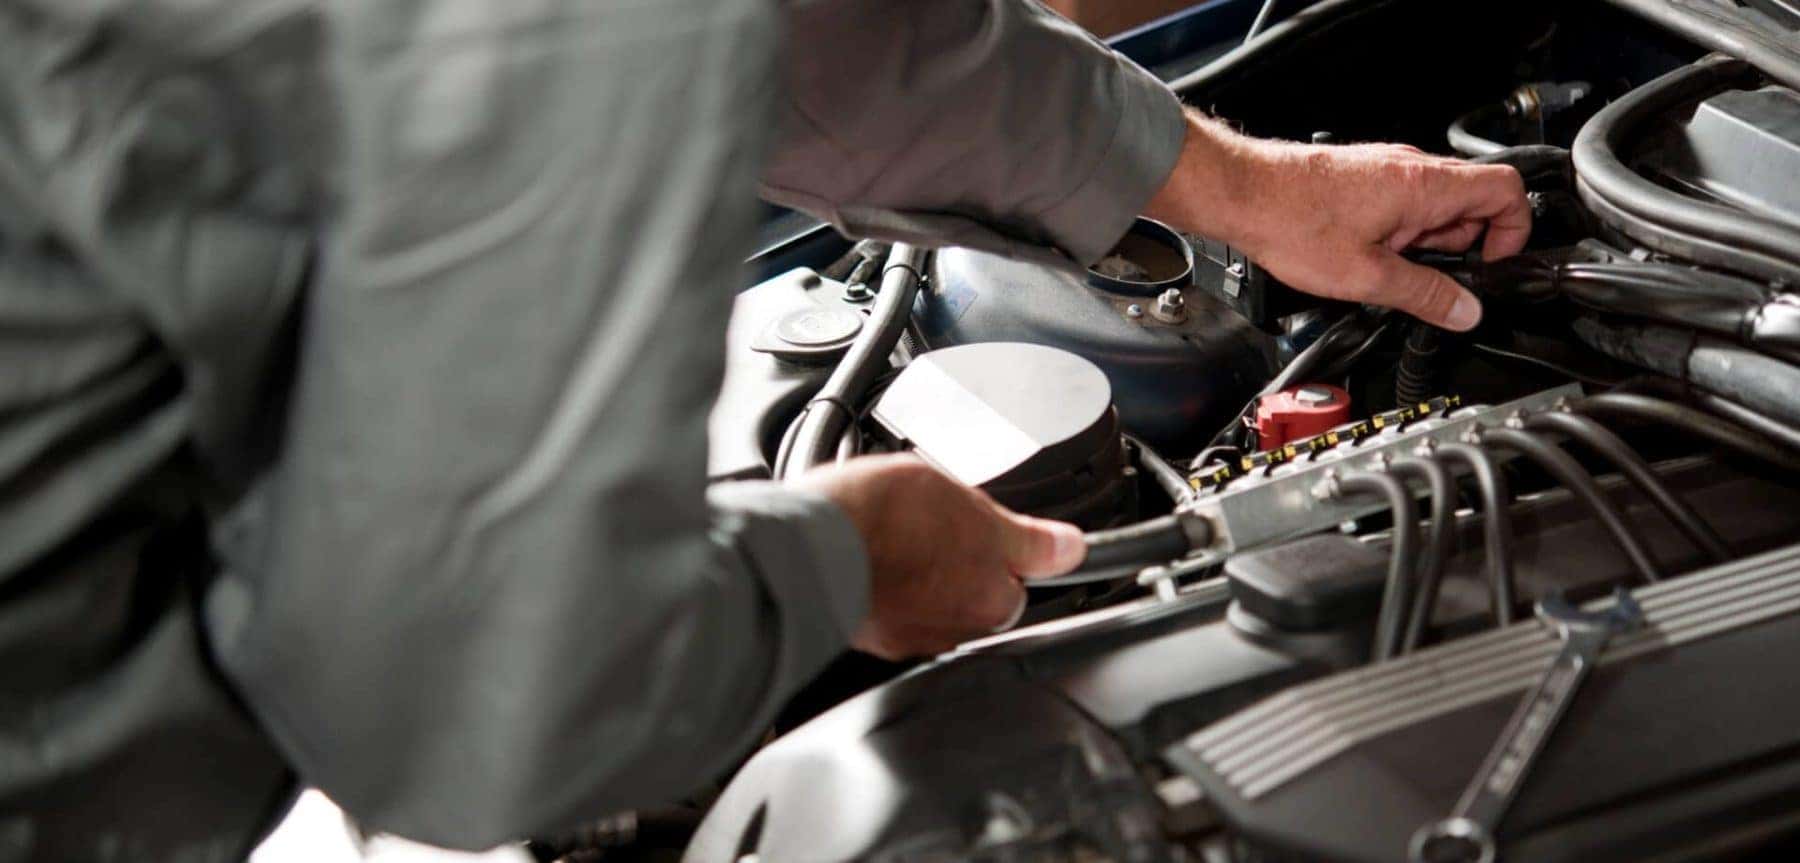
[782, 245, 927, 477]
[1522, 411, 1730, 562]
[1032, 514, 1208, 588]
[1396, 323, 1443, 406]
[1436, 443, 1519, 627]
[1572, 56, 1800, 285]
[1572, 317, 1800, 430]
[1388, 456, 1457, 653]
[1480, 427, 1665, 583]
[1599, 0, 1800, 92]
[1334, 472, 1420, 662]
[1447, 103, 1509, 157]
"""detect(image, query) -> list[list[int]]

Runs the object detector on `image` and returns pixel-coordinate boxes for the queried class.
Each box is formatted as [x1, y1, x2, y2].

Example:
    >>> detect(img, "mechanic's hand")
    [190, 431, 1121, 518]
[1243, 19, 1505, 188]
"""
[1146, 111, 1531, 331]
[793, 454, 1085, 659]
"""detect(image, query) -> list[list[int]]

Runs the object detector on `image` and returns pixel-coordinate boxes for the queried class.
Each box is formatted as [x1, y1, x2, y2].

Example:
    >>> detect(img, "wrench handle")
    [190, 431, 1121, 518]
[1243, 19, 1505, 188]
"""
[1455, 634, 1603, 827]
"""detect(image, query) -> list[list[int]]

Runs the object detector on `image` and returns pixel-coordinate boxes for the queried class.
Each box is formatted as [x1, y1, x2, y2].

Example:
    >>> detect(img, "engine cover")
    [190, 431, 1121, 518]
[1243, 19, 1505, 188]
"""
[1168, 544, 1800, 862]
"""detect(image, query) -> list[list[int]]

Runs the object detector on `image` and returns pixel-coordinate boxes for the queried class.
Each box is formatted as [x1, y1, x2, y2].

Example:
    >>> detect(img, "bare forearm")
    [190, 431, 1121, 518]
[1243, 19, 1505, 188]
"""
[1143, 109, 1531, 331]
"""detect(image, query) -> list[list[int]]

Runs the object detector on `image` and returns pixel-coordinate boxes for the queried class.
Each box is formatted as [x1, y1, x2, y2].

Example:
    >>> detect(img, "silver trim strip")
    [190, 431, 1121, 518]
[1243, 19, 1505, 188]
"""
[1176, 543, 1800, 800]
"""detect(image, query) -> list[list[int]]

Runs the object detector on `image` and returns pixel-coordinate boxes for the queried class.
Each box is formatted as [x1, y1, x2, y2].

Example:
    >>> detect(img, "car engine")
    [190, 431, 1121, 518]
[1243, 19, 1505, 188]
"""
[682, 1, 1800, 861]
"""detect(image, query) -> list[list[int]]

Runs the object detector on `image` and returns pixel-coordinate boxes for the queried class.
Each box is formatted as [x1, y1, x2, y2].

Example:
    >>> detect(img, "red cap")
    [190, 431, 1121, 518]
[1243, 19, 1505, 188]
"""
[1254, 384, 1352, 450]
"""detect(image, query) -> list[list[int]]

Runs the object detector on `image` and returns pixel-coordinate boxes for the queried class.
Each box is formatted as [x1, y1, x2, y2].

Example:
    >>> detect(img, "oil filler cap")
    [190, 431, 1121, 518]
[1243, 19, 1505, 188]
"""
[870, 343, 1131, 527]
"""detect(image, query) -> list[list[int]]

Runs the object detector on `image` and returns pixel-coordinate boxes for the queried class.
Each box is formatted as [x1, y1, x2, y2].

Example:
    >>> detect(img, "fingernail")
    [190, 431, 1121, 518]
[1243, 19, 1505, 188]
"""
[993, 591, 1028, 634]
[1051, 524, 1086, 572]
[1445, 292, 1483, 331]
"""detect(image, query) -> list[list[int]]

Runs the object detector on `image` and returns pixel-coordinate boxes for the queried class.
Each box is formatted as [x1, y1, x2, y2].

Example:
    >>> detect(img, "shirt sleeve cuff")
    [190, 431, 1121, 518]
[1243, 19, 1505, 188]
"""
[707, 480, 871, 651]
[1036, 54, 1188, 267]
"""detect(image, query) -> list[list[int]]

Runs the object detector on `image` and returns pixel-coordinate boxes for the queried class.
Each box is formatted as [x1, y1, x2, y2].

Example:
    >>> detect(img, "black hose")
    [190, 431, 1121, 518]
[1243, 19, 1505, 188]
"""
[1388, 456, 1456, 654]
[1572, 317, 1800, 430]
[1571, 56, 1800, 285]
[1395, 323, 1444, 406]
[1599, 0, 1800, 93]
[1575, 392, 1800, 475]
[1435, 443, 1518, 627]
[1033, 514, 1208, 588]
[1332, 472, 1420, 662]
[780, 245, 927, 478]
[1522, 410, 1729, 562]
[1480, 427, 1666, 583]
[1127, 434, 1195, 505]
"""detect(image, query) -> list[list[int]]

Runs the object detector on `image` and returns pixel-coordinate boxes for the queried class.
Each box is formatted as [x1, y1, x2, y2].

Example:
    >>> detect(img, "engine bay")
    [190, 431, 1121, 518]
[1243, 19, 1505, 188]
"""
[685, 2, 1800, 861]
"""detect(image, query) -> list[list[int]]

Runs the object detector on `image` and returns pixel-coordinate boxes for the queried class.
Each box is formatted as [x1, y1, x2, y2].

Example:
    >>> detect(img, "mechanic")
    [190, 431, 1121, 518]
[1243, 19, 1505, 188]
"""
[0, 0, 1529, 858]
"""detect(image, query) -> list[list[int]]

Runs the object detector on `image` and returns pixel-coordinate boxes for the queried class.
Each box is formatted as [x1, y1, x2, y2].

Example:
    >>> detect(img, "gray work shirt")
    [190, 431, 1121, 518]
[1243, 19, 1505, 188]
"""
[0, 0, 1183, 857]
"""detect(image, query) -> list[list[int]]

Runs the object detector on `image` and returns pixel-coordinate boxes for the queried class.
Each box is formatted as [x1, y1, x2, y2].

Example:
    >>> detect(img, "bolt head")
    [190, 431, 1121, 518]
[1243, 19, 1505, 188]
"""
[1157, 288, 1186, 310]
[1125, 304, 1145, 319]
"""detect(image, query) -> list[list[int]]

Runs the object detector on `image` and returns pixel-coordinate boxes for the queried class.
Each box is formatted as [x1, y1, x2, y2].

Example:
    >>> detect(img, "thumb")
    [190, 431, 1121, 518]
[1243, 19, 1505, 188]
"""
[1366, 251, 1484, 332]
[997, 513, 1086, 579]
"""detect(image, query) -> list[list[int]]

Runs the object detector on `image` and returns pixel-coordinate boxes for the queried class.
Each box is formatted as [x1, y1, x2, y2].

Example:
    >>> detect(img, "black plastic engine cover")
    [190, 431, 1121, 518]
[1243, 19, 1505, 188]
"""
[683, 656, 1174, 863]
[1167, 544, 1800, 863]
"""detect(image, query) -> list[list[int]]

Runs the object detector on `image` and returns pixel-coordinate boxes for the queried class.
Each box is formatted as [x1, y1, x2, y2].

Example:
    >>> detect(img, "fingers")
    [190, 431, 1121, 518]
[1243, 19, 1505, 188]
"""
[995, 511, 1086, 579]
[953, 567, 1026, 637]
[1444, 164, 1530, 260]
[1412, 219, 1485, 253]
[1359, 251, 1484, 331]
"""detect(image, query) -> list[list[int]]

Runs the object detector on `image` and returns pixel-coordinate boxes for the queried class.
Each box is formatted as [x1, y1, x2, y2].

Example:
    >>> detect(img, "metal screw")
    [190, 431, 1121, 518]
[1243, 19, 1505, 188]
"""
[1125, 303, 1145, 319]
[843, 281, 874, 302]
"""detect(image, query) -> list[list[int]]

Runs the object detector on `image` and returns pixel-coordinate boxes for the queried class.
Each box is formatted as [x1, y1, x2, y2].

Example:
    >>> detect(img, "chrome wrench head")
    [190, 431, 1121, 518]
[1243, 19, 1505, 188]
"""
[1409, 588, 1644, 863]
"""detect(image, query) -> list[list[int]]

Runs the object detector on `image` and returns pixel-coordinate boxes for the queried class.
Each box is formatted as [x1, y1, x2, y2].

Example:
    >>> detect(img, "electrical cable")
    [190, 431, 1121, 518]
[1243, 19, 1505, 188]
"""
[1244, 0, 1284, 43]
[1435, 442, 1518, 627]
[1479, 427, 1666, 583]
[1687, 390, 1800, 454]
[1189, 445, 1243, 473]
[1575, 392, 1800, 475]
[1388, 456, 1456, 654]
[780, 245, 928, 478]
[1332, 471, 1420, 662]
[1126, 434, 1196, 505]
[1621, 375, 1800, 455]
[1522, 410, 1730, 562]
[1469, 341, 1624, 388]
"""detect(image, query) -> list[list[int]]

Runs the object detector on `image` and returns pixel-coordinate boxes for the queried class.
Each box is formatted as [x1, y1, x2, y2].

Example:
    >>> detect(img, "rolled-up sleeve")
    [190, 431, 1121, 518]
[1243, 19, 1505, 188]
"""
[762, 0, 1188, 265]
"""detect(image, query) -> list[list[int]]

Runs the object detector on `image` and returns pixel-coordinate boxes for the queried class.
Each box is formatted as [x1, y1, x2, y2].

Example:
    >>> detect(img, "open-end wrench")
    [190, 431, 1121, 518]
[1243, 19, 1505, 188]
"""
[1408, 588, 1645, 863]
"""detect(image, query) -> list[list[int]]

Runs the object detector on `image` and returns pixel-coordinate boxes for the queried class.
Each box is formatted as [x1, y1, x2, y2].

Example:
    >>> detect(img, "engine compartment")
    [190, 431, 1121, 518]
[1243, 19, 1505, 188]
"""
[683, 2, 1800, 861]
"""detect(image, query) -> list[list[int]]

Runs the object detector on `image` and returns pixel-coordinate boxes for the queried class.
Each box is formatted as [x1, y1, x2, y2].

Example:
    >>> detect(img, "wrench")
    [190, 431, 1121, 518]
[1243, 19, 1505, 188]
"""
[1408, 588, 1645, 863]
